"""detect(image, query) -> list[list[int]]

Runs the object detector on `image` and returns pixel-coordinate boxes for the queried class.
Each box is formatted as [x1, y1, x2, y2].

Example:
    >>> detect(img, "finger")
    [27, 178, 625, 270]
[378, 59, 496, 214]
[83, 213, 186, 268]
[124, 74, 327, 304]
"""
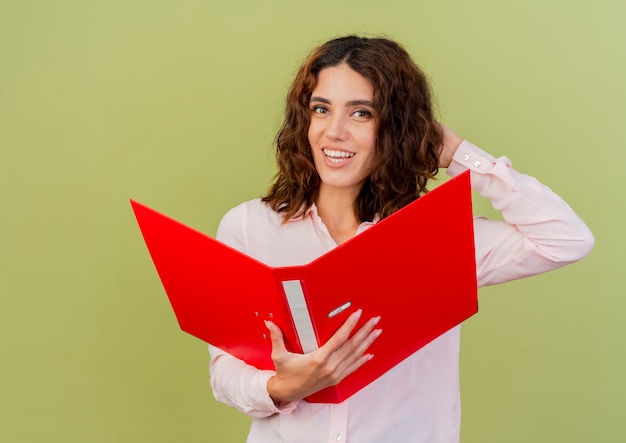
[339, 352, 376, 381]
[333, 315, 381, 358]
[335, 326, 382, 373]
[265, 320, 288, 357]
[352, 327, 382, 357]
[350, 316, 381, 343]
[322, 309, 362, 352]
[332, 329, 381, 383]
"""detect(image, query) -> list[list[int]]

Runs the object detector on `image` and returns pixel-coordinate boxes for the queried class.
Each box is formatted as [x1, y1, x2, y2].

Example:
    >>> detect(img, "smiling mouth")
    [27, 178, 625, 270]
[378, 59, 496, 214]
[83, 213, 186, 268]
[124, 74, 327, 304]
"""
[323, 149, 355, 163]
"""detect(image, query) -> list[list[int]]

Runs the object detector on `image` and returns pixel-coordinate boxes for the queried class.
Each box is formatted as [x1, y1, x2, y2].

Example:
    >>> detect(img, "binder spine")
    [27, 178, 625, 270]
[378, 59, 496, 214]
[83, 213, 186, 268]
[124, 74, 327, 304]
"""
[281, 280, 318, 353]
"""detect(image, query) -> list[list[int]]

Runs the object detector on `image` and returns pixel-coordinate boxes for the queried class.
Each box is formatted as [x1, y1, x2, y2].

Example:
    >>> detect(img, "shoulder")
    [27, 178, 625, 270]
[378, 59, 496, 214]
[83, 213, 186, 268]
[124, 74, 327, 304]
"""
[216, 199, 283, 250]
[219, 198, 283, 227]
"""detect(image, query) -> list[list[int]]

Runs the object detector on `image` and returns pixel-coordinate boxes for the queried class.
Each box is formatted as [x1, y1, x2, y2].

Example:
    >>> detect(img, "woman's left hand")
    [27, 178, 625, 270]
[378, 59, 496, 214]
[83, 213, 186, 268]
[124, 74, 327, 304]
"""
[438, 124, 463, 168]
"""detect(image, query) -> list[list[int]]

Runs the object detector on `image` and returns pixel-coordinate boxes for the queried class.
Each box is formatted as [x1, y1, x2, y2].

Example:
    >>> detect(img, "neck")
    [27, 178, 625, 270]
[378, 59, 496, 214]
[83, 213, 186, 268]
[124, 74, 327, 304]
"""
[315, 184, 361, 245]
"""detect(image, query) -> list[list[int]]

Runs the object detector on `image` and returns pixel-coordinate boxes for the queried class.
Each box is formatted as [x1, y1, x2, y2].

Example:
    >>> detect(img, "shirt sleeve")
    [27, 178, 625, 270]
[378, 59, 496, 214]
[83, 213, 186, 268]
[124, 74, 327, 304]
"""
[209, 345, 297, 418]
[447, 140, 594, 287]
[208, 202, 298, 418]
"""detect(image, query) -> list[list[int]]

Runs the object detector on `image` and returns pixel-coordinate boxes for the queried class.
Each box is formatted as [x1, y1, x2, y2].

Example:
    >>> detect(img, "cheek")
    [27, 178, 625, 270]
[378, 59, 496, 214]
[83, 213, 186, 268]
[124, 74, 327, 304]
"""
[308, 119, 321, 143]
[362, 128, 377, 156]
[307, 124, 321, 163]
[365, 135, 379, 168]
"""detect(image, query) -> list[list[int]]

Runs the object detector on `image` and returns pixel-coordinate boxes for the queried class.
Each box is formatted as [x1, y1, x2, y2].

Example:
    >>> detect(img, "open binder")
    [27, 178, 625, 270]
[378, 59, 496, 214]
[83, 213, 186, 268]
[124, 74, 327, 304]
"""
[131, 170, 478, 403]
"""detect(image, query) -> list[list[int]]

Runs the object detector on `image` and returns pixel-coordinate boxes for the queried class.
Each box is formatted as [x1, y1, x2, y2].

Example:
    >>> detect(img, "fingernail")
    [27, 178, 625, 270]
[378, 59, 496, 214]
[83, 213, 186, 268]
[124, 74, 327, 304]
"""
[373, 329, 383, 338]
[372, 316, 381, 326]
[354, 309, 363, 319]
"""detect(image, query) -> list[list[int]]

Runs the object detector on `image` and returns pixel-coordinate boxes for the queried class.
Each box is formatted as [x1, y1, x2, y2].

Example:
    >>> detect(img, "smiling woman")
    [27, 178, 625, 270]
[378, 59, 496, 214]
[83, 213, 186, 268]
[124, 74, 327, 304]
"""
[307, 64, 378, 229]
[263, 37, 443, 228]
[207, 35, 594, 443]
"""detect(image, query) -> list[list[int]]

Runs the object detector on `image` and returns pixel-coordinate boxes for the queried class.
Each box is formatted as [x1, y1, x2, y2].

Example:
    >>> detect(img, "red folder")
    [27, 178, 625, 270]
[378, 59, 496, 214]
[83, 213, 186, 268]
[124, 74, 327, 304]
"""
[131, 170, 477, 403]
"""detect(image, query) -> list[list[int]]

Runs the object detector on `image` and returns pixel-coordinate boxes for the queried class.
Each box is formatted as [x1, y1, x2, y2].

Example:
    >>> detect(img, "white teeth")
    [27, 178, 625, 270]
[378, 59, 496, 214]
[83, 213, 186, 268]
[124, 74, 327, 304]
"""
[323, 149, 355, 161]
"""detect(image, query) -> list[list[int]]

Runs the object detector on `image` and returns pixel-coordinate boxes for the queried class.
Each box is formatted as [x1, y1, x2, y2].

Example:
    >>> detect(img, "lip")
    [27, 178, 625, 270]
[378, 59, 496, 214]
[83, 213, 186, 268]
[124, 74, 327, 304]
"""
[321, 147, 356, 165]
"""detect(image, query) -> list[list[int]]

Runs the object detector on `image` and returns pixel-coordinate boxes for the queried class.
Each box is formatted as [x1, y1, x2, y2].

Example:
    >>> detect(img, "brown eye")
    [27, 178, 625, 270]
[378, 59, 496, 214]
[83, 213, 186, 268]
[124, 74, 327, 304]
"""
[311, 105, 328, 114]
[353, 109, 372, 118]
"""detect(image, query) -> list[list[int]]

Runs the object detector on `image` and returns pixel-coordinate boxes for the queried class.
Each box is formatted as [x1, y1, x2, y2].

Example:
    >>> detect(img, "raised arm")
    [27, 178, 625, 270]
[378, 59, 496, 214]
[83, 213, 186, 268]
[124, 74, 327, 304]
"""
[440, 126, 594, 287]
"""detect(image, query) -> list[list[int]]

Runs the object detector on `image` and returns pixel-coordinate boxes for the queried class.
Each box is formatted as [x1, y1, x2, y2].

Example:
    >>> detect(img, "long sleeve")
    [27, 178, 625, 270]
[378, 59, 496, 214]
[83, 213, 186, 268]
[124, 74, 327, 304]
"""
[208, 345, 297, 418]
[447, 140, 594, 287]
[208, 204, 298, 418]
[206, 140, 594, 433]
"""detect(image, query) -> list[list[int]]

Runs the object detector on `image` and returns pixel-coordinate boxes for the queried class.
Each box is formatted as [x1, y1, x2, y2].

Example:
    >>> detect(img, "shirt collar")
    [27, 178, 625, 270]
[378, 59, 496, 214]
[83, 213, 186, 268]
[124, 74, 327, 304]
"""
[284, 202, 380, 228]
[283, 203, 317, 223]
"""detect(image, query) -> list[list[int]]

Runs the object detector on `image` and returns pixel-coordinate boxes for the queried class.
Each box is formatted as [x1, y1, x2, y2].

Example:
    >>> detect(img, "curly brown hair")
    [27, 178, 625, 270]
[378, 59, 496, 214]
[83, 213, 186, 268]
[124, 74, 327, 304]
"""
[262, 35, 443, 222]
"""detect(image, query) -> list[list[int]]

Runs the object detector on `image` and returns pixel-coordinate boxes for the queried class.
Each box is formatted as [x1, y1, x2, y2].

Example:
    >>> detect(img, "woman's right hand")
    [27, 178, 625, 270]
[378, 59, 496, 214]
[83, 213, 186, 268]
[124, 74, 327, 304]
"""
[265, 310, 382, 403]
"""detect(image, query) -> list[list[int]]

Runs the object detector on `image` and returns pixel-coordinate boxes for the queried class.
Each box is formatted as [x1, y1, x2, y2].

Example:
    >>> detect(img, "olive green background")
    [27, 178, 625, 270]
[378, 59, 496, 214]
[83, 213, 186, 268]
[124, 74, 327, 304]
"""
[1, 1, 623, 442]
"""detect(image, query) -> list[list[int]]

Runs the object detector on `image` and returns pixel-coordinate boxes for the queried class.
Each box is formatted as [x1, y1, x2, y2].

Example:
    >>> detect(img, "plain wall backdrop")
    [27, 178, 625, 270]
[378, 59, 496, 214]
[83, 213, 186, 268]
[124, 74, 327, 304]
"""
[1, 1, 623, 441]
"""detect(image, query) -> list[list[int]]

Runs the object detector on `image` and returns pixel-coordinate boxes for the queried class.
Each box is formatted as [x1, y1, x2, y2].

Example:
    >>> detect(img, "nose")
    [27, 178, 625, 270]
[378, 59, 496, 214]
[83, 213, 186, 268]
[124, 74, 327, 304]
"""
[325, 113, 348, 140]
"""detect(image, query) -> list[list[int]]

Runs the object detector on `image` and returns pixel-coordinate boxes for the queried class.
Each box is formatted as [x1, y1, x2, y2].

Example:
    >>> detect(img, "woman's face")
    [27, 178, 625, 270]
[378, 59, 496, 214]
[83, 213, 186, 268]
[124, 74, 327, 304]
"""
[308, 64, 378, 198]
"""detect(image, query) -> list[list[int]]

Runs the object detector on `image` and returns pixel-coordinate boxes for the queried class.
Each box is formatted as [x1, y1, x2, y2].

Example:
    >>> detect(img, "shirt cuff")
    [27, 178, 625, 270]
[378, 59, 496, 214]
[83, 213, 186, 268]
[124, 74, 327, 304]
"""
[446, 140, 516, 192]
[256, 371, 299, 414]
[447, 140, 496, 176]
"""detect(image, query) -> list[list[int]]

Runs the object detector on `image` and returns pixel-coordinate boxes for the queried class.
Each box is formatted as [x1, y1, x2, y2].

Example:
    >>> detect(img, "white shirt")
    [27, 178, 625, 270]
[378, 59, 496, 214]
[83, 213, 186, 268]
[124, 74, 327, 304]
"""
[208, 141, 594, 443]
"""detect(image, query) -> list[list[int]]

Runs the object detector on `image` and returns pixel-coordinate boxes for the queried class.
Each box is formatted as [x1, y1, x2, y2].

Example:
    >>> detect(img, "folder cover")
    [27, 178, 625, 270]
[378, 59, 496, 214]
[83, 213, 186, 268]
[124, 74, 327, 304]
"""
[131, 170, 478, 403]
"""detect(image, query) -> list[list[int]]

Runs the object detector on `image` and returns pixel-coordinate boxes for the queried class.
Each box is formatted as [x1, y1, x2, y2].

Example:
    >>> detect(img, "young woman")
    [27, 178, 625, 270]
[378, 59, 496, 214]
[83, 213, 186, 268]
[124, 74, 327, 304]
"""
[209, 36, 594, 443]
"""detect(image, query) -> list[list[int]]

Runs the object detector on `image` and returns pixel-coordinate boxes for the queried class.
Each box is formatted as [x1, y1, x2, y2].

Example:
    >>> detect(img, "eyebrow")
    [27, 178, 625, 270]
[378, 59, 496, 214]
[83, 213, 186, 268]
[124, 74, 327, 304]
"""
[310, 96, 375, 107]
